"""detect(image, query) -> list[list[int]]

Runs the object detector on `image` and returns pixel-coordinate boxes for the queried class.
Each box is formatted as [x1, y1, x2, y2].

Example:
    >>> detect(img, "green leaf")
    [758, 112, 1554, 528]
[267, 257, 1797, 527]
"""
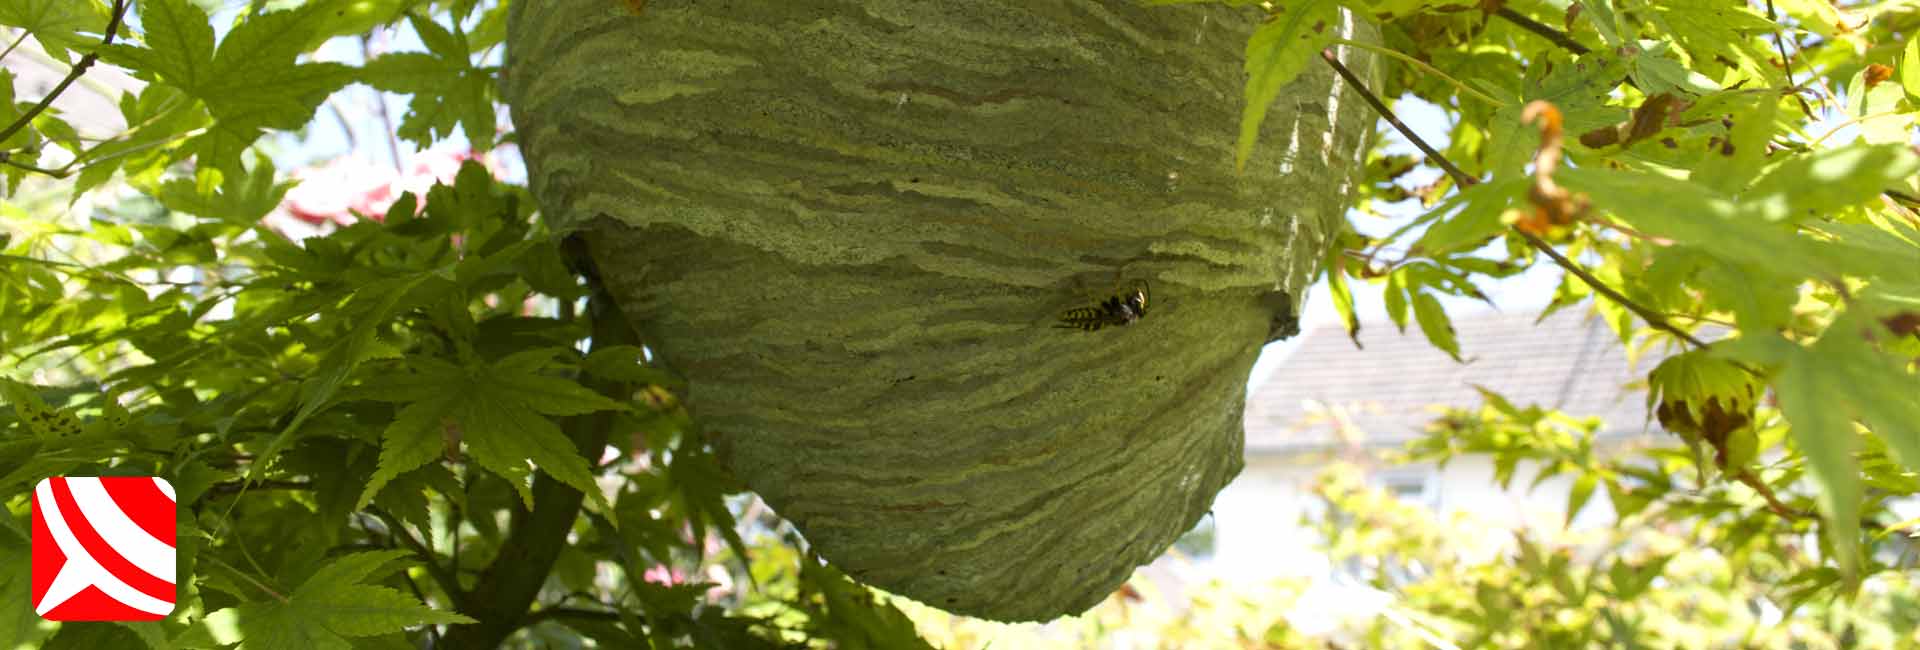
[256, 276, 423, 481]
[1692, 92, 1777, 194]
[1383, 271, 1409, 332]
[1411, 176, 1524, 254]
[1574, 0, 1624, 47]
[1642, 0, 1786, 86]
[358, 354, 617, 513]
[98, 0, 215, 93]
[41, 622, 147, 650]
[1237, 0, 1342, 172]
[1842, 68, 1913, 146]
[225, 551, 474, 650]
[1410, 291, 1460, 361]
[356, 392, 458, 510]
[102, 2, 355, 175]
[361, 14, 496, 149]
[0, 0, 107, 62]
[463, 386, 609, 513]
[1746, 144, 1920, 222]
[1774, 346, 1862, 586]
[1325, 253, 1360, 346]
[1904, 34, 1920, 106]
[1565, 473, 1596, 528]
[151, 157, 293, 225]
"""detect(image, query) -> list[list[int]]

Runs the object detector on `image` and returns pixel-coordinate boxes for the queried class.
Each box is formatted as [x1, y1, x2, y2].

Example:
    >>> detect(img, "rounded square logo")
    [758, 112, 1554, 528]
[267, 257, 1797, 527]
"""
[31, 476, 177, 621]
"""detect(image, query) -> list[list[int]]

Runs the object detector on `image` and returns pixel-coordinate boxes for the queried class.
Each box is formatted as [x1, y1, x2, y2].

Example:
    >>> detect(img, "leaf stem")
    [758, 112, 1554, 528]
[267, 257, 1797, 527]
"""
[0, 0, 131, 147]
[201, 554, 288, 603]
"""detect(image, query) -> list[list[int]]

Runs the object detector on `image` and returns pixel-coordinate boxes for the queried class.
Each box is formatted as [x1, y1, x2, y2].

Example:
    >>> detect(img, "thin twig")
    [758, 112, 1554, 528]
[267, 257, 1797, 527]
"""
[208, 479, 312, 496]
[0, 0, 131, 146]
[1320, 50, 1478, 188]
[0, 29, 29, 62]
[360, 33, 406, 169]
[1522, 231, 1712, 348]
[201, 554, 288, 602]
[1492, 7, 1591, 55]
[524, 607, 624, 626]
[1762, 0, 1817, 117]
[365, 509, 466, 607]
[0, 151, 71, 177]
[1320, 50, 1715, 352]
[1736, 470, 1817, 521]
[397, 568, 445, 648]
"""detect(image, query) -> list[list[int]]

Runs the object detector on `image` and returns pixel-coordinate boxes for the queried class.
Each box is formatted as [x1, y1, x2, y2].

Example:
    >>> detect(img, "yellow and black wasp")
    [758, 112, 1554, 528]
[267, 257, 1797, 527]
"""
[1055, 281, 1149, 332]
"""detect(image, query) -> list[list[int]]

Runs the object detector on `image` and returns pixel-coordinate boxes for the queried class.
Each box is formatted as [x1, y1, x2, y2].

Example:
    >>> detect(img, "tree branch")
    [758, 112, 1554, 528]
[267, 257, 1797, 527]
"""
[1491, 6, 1591, 56]
[364, 509, 466, 607]
[1320, 50, 1477, 188]
[1319, 51, 1713, 351]
[525, 606, 625, 627]
[439, 277, 637, 649]
[207, 479, 312, 496]
[0, 0, 131, 147]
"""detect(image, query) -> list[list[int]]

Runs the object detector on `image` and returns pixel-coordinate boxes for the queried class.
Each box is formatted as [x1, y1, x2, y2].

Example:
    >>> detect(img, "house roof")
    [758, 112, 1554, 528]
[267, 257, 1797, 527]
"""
[1244, 305, 1673, 454]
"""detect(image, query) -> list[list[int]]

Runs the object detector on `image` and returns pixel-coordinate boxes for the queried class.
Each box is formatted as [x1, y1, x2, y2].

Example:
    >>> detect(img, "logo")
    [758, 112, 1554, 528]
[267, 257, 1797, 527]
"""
[31, 477, 177, 621]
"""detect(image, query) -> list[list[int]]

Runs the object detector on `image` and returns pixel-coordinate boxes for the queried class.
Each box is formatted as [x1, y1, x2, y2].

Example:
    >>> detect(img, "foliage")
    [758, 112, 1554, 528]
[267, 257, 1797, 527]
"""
[2, 0, 1919, 647]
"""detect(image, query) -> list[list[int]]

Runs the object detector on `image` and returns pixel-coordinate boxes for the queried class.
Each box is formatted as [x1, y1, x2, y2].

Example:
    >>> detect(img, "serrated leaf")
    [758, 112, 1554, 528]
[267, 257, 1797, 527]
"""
[356, 393, 457, 510]
[1642, 0, 1785, 86]
[463, 391, 609, 513]
[1842, 68, 1912, 146]
[487, 364, 629, 417]
[99, 0, 213, 92]
[256, 276, 424, 481]
[102, 2, 354, 176]
[362, 15, 495, 149]
[1237, 0, 1342, 172]
[1411, 176, 1524, 254]
[1693, 93, 1777, 194]
[1747, 144, 1920, 222]
[1565, 474, 1595, 528]
[1905, 34, 1920, 106]
[1383, 271, 1409, 332]
[1774, 347, 1862, 586]
[0, 0, 107, 62]
[225, 551, 473, 650]
[1410, 291, 1460, 361]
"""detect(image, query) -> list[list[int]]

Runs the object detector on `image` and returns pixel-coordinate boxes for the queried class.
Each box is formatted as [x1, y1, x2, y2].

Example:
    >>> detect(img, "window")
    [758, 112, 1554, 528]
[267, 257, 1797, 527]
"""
[1375, 470, 1438, 509]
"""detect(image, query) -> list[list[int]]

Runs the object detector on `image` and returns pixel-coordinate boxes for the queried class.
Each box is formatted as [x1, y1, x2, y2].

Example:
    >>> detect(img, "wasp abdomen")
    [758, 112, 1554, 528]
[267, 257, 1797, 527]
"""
[1055, 283, 1149, 332]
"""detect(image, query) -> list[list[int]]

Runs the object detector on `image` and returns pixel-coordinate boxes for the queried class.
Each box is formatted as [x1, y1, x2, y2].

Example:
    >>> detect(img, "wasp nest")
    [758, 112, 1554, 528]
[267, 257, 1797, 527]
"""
[505, 0, 1374, 621]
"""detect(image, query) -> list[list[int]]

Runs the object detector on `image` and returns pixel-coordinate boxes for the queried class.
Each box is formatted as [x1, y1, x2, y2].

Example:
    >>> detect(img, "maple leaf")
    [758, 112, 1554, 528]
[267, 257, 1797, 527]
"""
[98, 0, 353, 176]
[360, 13, 497, 150]
[226, 551, 474, 650]
[357, 350, 625, 514]
[0, 0, 109, 62]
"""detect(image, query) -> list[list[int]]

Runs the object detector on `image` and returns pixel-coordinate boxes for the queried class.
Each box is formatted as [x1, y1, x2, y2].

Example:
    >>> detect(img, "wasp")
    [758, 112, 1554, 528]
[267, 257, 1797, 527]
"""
[1056, 281, 1150, 332]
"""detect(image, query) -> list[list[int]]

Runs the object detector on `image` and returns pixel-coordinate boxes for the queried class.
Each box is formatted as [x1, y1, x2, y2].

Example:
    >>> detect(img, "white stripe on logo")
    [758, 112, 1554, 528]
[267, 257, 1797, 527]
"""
[66, 477, 177, 583]
[33, 479, 175, 617]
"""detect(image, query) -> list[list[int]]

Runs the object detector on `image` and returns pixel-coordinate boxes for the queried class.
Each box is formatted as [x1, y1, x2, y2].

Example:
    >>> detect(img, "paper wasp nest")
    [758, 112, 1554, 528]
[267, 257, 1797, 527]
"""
[506, 0, 1374, 621]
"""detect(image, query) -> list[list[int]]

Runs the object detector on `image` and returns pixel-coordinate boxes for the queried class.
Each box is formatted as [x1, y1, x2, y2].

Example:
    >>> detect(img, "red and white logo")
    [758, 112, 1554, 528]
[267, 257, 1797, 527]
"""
[31, 476, 177, 621]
